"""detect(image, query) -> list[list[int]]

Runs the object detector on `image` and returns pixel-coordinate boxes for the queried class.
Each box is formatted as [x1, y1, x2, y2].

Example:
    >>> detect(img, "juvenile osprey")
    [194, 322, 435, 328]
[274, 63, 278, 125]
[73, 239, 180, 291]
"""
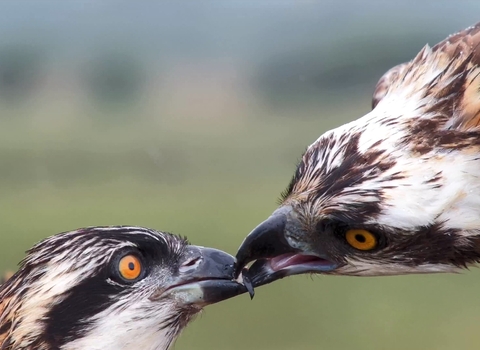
[0, 226, 246, 350]
[236, 22, 480, 286]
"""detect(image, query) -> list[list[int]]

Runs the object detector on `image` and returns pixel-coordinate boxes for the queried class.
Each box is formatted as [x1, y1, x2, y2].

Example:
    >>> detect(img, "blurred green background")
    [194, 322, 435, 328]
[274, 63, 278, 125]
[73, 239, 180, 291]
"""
[1, 2, 480, 349]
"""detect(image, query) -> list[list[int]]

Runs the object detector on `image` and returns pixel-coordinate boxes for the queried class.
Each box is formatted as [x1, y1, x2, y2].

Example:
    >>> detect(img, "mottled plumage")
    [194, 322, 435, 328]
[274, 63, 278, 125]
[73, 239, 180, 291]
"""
[236, 23, 480, 284]
[0, 226, 245, 350]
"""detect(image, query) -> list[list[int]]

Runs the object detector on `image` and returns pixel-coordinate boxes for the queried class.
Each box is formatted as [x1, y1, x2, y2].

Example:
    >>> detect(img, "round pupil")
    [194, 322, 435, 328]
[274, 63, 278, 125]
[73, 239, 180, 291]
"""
[355, 234, 366, 243]
[128, 262, 135, 270]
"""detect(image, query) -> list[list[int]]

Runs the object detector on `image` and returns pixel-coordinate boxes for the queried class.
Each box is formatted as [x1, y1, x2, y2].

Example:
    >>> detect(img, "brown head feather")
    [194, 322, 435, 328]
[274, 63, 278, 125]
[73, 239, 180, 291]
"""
[371, 62, 408, 109]
[372, 22, 480, 133]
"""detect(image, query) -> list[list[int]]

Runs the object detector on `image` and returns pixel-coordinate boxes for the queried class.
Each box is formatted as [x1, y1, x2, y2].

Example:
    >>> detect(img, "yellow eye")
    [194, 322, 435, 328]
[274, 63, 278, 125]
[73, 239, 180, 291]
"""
[118, 255, 142, 280]
[345, 229, 377, 250]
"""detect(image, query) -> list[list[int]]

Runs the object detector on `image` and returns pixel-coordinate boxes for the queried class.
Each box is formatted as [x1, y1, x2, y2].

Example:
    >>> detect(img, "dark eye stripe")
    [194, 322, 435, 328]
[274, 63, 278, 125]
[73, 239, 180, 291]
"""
[45, 274, 122, 347]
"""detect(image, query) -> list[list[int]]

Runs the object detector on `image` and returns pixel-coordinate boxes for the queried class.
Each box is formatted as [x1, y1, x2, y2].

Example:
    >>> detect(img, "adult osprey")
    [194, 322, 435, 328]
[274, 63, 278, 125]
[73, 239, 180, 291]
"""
[235, 22, 480, 286]
[0, 226, 246, 350]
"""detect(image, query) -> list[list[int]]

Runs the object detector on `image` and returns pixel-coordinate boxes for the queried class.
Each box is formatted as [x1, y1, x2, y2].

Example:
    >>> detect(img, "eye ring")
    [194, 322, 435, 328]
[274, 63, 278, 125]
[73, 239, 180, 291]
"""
[118, 254, 143, 281]
[345, 229, 377, 251]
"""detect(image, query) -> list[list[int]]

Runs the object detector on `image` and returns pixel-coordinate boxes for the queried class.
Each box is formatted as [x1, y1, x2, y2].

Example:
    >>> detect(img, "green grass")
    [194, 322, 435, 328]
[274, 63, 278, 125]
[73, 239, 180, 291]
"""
[2, 100, 480, 349]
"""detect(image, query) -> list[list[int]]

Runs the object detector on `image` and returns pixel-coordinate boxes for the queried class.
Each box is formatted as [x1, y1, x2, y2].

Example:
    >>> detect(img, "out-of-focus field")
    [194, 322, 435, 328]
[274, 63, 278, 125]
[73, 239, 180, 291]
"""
[2, 100, 480, 350]
[2, 2, 480, 350]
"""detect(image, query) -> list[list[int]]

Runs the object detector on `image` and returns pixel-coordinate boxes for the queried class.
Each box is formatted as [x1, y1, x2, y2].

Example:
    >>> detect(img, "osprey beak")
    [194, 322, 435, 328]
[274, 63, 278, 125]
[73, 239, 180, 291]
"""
[157, 246, 247, 306]
[235, 206, 338, 287]
[235, 207, 293, 276]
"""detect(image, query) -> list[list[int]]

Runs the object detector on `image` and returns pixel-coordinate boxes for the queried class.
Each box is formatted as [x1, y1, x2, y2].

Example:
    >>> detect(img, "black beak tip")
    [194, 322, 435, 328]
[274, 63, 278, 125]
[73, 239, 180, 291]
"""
[197, 280, 248, 305]
[241, 269, 255, 299]
[181, 246, 251, 304]
[234, 209, 292, 278]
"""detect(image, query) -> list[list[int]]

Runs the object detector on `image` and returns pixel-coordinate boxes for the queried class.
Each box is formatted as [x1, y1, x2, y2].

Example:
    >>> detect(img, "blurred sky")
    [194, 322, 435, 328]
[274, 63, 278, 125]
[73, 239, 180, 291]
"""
[1, 2, 480, 350]
[0, 1, 479, 113]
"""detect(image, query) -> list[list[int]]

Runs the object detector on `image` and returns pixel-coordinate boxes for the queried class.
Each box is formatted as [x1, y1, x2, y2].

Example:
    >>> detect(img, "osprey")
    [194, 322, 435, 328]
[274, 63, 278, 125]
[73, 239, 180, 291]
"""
[0, 226, 246, 350]
[235, 22, 480, 286]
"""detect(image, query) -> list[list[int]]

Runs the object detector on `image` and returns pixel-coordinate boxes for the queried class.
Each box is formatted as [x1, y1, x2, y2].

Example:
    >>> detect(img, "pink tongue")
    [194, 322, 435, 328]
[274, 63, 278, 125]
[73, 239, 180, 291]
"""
[270, 253, 323, 271]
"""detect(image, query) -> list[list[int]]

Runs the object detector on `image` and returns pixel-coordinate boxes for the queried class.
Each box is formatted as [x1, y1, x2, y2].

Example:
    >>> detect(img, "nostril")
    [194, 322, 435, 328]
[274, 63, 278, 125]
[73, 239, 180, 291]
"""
[184, 258, 199, 267]
[179, 257, 202, 272]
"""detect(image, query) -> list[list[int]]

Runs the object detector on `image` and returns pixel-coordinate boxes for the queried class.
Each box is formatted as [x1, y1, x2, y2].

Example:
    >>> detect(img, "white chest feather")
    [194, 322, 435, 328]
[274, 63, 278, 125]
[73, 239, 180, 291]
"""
[64, 301, 185, 350]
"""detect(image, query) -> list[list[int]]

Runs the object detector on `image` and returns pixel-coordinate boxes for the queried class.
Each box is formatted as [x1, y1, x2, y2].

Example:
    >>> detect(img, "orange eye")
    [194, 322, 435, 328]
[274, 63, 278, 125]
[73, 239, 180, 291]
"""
[345, 229, 377, 251]
[118, 255, 142, 280]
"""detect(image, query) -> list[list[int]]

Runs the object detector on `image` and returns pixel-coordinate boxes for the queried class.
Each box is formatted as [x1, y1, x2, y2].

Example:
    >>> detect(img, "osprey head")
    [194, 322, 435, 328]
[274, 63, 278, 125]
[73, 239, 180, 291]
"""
[237, 23, 480, 285]
[0, 226, 246, 350]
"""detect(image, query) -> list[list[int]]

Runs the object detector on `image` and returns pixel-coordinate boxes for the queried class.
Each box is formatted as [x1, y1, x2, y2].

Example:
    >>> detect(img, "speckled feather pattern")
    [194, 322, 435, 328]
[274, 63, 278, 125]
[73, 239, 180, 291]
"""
[281, 22, 480, 275]
[0, 226, 192, 350]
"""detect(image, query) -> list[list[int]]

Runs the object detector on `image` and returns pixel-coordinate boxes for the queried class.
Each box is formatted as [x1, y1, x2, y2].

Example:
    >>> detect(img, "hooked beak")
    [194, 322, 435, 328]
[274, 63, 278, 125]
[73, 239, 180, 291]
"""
[157, 246, 248, 306]
[235, 206, 338, 287]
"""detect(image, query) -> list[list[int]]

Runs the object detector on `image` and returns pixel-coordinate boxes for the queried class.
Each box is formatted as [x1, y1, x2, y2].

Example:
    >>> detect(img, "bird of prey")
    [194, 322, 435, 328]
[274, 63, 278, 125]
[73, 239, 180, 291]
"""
[0, 226, 246, 350]
[235, 22, 480, 286]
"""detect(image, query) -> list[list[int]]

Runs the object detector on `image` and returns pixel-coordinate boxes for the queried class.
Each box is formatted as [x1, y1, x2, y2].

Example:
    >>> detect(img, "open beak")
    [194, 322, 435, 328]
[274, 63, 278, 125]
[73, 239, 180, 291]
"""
[158, 246, 248, 306]
[235, 206, 338, 288]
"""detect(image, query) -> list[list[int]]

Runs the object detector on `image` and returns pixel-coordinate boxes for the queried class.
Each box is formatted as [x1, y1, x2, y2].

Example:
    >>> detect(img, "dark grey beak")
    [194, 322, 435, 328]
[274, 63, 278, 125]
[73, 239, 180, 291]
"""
[235, 208, 295, 277]
[235, 207, 338, 288]
[160, 246, 248, 306]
